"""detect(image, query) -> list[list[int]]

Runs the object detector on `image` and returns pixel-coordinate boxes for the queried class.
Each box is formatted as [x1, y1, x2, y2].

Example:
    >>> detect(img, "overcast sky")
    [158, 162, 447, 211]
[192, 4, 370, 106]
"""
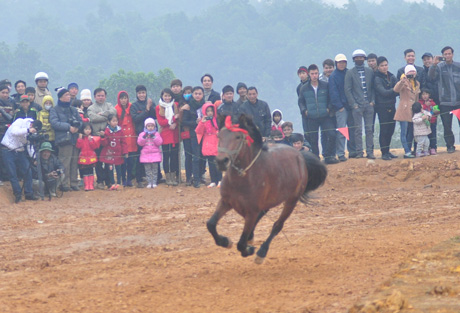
[322, 0, 443, 7]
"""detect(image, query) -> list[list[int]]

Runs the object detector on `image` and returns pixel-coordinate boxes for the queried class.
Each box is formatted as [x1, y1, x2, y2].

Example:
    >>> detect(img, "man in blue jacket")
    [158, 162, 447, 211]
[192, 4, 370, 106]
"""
[329, 54, 356, 161]
[298, 64, 338, 164]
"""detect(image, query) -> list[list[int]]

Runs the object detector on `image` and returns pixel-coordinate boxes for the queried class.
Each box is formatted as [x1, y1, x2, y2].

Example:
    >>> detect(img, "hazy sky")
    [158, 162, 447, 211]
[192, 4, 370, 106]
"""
[322, 0, 443, 7]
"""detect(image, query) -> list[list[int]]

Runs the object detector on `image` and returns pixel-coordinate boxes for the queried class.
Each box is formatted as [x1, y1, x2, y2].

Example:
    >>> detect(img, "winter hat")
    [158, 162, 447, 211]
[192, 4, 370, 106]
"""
[136, 85, 147, 93]
[39, 142, 54, 152]
[222, 85, 234, 94]
[56, 87, 69, 99]
[80, 89, 92, 101]
[297, 66, 308, 74]
[144, 118, 156, 127]
[236, 82, 247, 92]
[404, 64, 416, 75]
[20, 95, 30, 102]
[42, 95, 54, 105]
[68, 82, 79, 90]
[170, 79, 182, 87]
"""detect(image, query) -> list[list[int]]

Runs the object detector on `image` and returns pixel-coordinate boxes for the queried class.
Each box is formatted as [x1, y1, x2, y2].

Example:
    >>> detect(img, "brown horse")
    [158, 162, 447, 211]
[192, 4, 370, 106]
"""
[206, 114, 327, 264]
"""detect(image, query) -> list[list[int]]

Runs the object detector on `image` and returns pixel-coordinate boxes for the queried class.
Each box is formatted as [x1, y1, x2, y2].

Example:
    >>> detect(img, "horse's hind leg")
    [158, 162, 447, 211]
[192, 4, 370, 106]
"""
[206, 199, 233, 248]
[237, 213, 258, 257]
[255, 200, 297, 264]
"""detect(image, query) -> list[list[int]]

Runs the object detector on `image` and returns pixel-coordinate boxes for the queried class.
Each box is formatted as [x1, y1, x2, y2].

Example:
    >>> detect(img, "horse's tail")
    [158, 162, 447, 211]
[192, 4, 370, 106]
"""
[300, 151, 327, 203]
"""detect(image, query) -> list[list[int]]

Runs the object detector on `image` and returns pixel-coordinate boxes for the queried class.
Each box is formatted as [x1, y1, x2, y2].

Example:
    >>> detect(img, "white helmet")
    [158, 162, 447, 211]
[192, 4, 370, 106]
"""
[352, 49, 367, 59]
[334, 54, 348, 62]
[34, 72, 49, 82]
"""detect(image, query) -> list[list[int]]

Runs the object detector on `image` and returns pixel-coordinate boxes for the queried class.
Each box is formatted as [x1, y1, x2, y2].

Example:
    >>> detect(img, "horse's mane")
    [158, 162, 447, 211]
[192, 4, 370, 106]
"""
[218, 114, 264, 149]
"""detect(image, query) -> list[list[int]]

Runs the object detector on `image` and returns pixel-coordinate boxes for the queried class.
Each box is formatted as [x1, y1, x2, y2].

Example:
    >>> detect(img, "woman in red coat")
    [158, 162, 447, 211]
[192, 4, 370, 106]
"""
[100, 114, 128, 190]
[156, 88, 179, 186]
[115, 91, 137, 186]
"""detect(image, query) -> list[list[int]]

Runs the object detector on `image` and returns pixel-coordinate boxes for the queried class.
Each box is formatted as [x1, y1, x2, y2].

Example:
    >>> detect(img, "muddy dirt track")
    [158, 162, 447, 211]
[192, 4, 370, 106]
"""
[1, 151, 460, 312]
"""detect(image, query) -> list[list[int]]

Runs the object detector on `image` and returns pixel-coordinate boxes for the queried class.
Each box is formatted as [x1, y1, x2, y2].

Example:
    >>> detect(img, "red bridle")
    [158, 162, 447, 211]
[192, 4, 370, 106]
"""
[224, 116, 254, 147]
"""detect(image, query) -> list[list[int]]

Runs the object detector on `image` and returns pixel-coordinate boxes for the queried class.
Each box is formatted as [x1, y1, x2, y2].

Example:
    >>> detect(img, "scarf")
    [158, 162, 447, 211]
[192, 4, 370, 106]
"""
[159, 98, 175, 125]
[204, 89, 212, 102]
[108, 125, 120, 133]
[57, 100, 71, 108]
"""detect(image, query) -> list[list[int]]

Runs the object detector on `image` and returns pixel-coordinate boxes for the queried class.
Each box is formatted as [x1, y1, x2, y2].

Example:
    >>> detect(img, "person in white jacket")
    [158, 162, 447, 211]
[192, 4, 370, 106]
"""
[1, 118, 41, 203]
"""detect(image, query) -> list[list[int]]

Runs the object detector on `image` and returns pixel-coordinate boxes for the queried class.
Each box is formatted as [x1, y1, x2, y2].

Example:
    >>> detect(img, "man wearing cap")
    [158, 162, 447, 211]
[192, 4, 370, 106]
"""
[345, 49, 376, 159]
[329, 53, 356, 161]
[68, 83, 79, 107]
[201, 74, 220, 104]
[34, 72, 52, 106]
[239, 87, 271, 138]
[429, 46, 460, 153]
[217, 85, 240, 121]
[235, 82, 248, 105]
[50, 88, 82, 191]
[38, 141, 64, 197]
[396, 49, 426, 88]
[1, 118, 41, 202]
[13, 95, 38, 122]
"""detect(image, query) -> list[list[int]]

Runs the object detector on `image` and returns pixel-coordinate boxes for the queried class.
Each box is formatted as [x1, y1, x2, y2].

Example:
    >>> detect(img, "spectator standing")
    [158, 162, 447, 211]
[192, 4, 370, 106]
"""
[201, 74, 220, 104]
[319, 59, 335, 82]
[367, 53, 378, 71]
[34, 72, 52, 107]
[428, 46, 460, 153]
[396, 49, 426, 89]
[235, 82, 248, 105]
[239, 87, 271, 139]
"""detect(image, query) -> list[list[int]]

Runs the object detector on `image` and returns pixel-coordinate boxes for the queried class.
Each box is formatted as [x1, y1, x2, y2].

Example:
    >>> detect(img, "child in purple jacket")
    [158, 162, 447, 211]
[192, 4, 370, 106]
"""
[137, 118, 163, 188]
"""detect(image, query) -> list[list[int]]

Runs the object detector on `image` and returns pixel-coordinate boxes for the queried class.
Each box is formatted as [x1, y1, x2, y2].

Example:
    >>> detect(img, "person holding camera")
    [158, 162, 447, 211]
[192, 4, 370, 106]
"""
[50, 88, 82, 192]
[428, 46, 460, 153]
[1, 118, 41, 203]
[38, 142, 64, 197]
[394, 65, 421, 158]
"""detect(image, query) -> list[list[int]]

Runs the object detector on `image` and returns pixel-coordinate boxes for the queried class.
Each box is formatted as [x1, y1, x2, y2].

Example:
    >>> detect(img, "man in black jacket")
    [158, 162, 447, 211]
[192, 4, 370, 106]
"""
[217, 85, 240, 122]
[396, 49, 426, 89]
[239, 87, 271, 139]
[130, 85, 157, 188]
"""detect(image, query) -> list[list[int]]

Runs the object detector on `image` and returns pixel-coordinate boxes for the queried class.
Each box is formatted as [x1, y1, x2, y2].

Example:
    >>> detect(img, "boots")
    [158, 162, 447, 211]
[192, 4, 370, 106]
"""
[83, 176, 90, 191]
[171, 172, 178, 186]
[165, 172, 172, 186]
[88, 175, 95, 191]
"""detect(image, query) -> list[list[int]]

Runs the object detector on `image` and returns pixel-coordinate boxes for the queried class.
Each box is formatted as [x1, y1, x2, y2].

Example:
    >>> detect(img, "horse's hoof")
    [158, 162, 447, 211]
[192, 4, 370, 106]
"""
[254, 256, 265, 265]
[225, 239, 233, 249]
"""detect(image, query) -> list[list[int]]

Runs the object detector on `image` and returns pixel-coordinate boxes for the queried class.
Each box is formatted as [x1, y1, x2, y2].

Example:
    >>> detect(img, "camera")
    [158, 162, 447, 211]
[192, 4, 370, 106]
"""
[205, 116, 212, 121]
[56, 169, 63, 175]
[28, 130, 49, 143]
[439, 57, 446, 62]
[406, 74, 414, 79]
[69, 117, 80, 128]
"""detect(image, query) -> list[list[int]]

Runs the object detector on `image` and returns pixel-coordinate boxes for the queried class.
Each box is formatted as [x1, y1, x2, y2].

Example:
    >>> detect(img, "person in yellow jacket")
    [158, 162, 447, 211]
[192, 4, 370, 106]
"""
[38, 95, 56, 149]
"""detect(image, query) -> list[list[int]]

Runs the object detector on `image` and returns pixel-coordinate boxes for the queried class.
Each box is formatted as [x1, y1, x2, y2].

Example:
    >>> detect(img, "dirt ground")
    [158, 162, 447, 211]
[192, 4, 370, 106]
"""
[1, 150, 460, 313]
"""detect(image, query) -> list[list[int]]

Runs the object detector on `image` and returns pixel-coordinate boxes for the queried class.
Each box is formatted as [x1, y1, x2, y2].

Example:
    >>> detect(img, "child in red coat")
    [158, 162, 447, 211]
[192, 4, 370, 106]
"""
[76, 122, 100, 191]
[418, 88, 439, 155]
[100, 114, 128, 190]
[195, 102, 221, 187]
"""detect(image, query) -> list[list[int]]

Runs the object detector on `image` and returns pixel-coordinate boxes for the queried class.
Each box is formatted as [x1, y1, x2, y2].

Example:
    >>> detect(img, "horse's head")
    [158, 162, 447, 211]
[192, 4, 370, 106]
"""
[216, 114, 263, 171]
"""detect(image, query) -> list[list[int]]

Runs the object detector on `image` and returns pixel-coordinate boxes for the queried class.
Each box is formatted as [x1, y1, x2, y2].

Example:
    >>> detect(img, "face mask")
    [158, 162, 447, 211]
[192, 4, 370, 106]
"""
[45, 104, 52, 110]
[183, 94, 191, 101]
[354, 60, 364, 66]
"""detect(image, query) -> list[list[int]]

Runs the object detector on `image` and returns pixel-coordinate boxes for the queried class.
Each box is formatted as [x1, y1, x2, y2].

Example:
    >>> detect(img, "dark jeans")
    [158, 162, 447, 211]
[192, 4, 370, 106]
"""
[190, 136, 203, 184]
[407, 122, 414, 152]
[439, 104, 460, 148]
[205, 156, 222, 184]
[302, 116, 328, 157]
[429, 121, 437, 149]
[118, 152, 135, 184]
[306, 116, 336, 158]
[162, 143, 179, 174]
[103, 163, 121, 187]
[95, 147, 105, 184]
[183, 139, 193, 181]
[1, 147, 33, 197]
[376, 106, 396, 154]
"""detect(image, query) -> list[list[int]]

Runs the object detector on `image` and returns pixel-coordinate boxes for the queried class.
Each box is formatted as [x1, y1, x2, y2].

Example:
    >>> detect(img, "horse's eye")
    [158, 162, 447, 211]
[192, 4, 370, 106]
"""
[235, 135, 241, 139]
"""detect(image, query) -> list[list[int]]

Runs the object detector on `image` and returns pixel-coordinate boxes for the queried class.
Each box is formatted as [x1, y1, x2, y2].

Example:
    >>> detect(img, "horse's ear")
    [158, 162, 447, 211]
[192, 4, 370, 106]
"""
[217, 114, 226, 130]
[239, 114, 263, 145]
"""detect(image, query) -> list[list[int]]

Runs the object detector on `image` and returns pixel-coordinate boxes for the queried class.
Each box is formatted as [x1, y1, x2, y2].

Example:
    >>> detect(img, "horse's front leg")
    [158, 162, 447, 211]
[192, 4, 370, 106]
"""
[206, 199, 233, 248]
[237, 212, 258, 257]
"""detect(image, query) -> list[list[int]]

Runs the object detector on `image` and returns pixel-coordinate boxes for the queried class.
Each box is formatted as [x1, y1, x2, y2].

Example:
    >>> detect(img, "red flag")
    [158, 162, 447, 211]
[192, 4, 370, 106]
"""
[337, 127, 349, 141]
[451, 109, 460, 121]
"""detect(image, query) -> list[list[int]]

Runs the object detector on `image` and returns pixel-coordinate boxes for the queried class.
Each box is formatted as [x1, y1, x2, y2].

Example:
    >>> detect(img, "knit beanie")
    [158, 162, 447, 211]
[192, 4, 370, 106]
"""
[236, 82, 247, 93]
[144, 118, 156, 127]
[404, 65, 416, 75]
[56, 87, 69, 99]
[80, 89, 92, 101]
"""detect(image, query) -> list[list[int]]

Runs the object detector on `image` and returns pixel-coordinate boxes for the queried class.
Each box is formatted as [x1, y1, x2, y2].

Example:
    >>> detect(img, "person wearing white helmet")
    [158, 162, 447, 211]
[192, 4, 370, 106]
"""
[34, 72, 52, 107]
[344, 49, 376, 159]
[329, 53, 357, 161]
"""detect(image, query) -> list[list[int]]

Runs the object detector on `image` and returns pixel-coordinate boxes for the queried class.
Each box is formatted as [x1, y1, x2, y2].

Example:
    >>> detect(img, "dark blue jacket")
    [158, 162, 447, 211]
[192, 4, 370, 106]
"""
[298, 80, 330, 119]
[328, 68, 349, 111]
[49, 103, 82, 146]
[130, 99, 156, 135]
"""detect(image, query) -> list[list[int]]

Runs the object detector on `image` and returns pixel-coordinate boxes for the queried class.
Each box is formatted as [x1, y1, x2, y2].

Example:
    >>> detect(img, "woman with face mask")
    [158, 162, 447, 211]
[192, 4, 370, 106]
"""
[38, 95, 56, 150]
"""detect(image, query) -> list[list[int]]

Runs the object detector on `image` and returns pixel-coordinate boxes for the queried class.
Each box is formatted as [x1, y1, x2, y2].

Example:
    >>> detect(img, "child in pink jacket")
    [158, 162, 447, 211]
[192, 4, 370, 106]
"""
[195, 102, 222, 188]
[137, 118, 163, 188]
